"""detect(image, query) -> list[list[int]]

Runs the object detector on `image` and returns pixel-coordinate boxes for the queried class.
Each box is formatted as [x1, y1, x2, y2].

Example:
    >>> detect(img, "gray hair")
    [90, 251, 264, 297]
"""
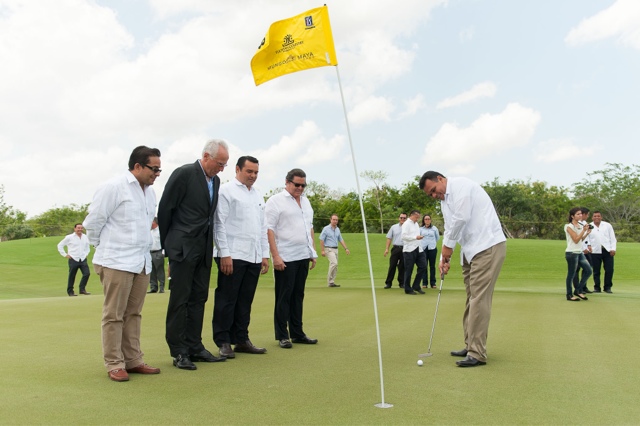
[202, 139, 229, 158]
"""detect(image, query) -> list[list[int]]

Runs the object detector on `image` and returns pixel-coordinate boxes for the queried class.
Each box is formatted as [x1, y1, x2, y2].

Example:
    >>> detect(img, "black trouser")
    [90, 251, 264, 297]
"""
[274, 259, 309, 341]
[213, 259, 261, 346]
[165, 254, 211, 357]
[422, 248, 438, 287]
[150, 250, 165, 291]
[385, 245, 405, 287]
[573, 253, 592, 291]
[403, 248, 427, 292]
[67, 258, 90, 294]
[591, 249, 614, 291]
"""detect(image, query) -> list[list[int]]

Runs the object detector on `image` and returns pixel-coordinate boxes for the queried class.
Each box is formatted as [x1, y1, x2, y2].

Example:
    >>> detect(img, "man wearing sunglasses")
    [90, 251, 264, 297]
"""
[265, 168, 319, 349]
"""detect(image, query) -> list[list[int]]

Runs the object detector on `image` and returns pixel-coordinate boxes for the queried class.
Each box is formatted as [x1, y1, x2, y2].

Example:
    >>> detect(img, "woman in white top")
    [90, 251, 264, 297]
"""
[564, 207, 593, 301]
[419, 214, 440, 288]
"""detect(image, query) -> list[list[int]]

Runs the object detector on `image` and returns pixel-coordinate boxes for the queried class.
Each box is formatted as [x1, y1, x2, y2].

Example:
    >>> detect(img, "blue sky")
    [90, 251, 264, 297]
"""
[1, 0, 639, 217]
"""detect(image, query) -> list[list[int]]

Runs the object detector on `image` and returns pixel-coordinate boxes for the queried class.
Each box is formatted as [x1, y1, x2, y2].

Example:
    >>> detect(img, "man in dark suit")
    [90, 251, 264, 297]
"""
[158, 139, 230, 370]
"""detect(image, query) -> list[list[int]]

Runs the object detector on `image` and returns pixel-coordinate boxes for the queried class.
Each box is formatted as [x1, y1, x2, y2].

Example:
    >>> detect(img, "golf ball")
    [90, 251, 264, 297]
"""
[417, 359, 423, 366]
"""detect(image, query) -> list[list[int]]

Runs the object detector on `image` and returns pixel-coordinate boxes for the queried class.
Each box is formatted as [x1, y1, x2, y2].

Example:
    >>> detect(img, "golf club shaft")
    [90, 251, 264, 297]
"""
[426, 273, 445, 353]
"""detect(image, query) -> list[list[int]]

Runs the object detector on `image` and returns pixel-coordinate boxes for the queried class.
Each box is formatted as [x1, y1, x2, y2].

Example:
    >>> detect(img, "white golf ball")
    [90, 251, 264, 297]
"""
[417, 359, 423, 366]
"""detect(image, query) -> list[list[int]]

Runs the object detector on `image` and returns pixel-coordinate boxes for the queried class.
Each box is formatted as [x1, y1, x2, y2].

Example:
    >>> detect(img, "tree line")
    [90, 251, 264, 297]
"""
[2, 163, 639, 242]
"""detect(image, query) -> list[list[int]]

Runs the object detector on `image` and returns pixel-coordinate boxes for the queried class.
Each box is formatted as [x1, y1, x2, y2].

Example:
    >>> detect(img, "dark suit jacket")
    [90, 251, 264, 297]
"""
[158, 161, 220, 268]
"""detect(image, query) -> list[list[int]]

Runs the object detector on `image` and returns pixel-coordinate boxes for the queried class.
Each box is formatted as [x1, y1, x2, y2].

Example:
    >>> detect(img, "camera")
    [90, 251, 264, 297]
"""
[588, 224, 594, 229]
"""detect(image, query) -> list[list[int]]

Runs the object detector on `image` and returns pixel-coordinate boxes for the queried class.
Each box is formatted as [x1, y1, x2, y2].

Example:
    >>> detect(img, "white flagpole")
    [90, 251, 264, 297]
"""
[334, 65, 393, 409]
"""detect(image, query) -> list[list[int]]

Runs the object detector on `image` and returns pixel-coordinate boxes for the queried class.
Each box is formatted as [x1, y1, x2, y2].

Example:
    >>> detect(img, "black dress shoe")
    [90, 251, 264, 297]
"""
[173, 354, 197, 370]
[604, 289, 613, 294]
[147, 290, 157, 293]
[450, 348, 468, 357]
[234, 340, 267, 354]
[80, 291, 91, 295]
[384, 285, 391, 289]
[218, 343, 235, 359]
[292, 336, 318, 344]
[68, 293, 77, 297]
[279, 339, 292, 349]
[456, 355, 486, 367]
[190, 349, 226, 362]
[405, 290, 417, 295]
[415, 288, 425, 294]
[584, 288, 593, 294]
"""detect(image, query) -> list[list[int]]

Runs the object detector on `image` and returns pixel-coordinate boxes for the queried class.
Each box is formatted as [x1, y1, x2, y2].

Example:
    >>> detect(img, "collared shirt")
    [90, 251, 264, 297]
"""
[83, 171, 156, 274]
[419, 225, 440, 250]
[150, 227, 162, 251]
[401, 218, 423, 253]
[386, 223, 403, 246]
[319, 224, 343, 248]
[564, 223, 585, 253]
[213, 178, 269, 263]
[589, 220, 617, 253]
[265, 190, 317, 262]
[441, 177, 506, 263]
[57, 232, 90, 261]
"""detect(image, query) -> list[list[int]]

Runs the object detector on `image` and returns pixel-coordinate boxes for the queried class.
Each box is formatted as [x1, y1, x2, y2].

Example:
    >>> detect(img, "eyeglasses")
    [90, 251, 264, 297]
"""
[143, 164, 162, 173]
[399, 216, 407, 220]
[216, 162, 228, 168]
[288, 180, 307, 188]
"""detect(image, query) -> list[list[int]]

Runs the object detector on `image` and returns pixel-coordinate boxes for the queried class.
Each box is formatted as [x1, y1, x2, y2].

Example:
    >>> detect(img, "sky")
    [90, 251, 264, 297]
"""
[1, 0, 639, 217]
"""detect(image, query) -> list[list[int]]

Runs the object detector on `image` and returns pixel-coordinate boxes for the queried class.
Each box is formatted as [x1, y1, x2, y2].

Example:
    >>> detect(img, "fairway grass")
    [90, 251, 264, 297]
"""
[1, 236, 639, 424]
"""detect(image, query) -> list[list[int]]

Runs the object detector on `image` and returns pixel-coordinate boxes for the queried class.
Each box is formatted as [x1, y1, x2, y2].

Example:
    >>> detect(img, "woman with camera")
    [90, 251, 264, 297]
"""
[564, 207, 593, 301]
[419, 214, 440, 288]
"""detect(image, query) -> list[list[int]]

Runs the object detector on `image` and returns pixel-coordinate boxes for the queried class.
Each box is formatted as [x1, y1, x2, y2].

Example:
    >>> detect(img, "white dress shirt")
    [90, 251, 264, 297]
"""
[83, 172, 156, 274]
[57, 233, 90, 261]
[150, 227, 162, 251]
[441, 177, 506, 263]
[265, 190, 317, 262]
[213, 178, 269, 263]
[401, 217, 423, 253]
[589, 220, 617, 253]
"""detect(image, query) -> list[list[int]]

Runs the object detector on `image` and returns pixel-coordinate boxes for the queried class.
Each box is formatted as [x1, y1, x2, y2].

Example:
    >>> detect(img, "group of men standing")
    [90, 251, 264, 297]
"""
[74, 141, 320, 382]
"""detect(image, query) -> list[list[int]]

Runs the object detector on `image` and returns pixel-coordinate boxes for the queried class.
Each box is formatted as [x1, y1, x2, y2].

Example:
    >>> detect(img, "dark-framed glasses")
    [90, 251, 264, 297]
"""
[288, 180, 307, 188]
[143, 164, 162, 173]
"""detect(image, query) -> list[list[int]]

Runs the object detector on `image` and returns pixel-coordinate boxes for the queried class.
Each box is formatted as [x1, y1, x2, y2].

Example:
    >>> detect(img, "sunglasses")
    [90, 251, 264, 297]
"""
[288, 181, 307, 188]
[143, 164, 162, 173]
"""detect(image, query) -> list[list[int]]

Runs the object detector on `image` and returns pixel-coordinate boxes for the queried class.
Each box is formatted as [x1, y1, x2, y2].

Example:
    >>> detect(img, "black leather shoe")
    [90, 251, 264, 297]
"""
[68, 293, 77, 297]
[218, 343, 235, 359]
[328, 283, 340, 287]
[456, 355, 486, 367]
[450, 348, 468, 357]
[405, 290, 417, 295]
[279, 339, 292, 349]
[584, 288, 593, 294]
[80, 291, 91, 295]
[190, 349, 226, 362]
[415, 288, 425, 294]
[292, 336, 318, 344]
[604, 289, 613, 294]
[147, 290, 157, 293]
[234, 340, 267, 354]
[384, 285, 391, 289]
[173, 354, 197, 370]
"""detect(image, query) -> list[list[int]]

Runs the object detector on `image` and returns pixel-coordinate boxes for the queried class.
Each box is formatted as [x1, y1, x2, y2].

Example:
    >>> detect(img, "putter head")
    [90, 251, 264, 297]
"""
[418, 352, 433, 358]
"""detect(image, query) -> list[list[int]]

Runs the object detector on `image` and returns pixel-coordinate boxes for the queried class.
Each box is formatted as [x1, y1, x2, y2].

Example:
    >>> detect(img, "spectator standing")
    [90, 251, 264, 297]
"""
[564, 207, 592, 301]
[419, 214, 440, 289]
[148, 217, 165, 293]
[383, 213, 407, 289]
[57, 223, 91, 296]
[401, 210, 426, 295]
[319, 214, 350, 288]
[590, 211, 617, 293]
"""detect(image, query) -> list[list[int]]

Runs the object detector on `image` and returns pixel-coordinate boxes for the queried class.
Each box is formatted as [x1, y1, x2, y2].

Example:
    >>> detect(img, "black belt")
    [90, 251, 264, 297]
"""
[151, 249, 162, 253]
[325, 246, 338, 249]
[393, 245, 403, 248]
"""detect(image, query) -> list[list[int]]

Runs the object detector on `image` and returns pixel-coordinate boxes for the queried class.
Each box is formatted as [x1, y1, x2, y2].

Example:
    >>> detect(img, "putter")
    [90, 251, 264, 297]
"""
[419, 272, 445, 358]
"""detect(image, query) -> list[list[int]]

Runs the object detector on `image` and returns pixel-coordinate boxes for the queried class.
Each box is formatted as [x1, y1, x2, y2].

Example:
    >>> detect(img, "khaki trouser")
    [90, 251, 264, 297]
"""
[325, 247, 339, 286]
[461, 241, 506, 363]
[94, 265, 149, 371]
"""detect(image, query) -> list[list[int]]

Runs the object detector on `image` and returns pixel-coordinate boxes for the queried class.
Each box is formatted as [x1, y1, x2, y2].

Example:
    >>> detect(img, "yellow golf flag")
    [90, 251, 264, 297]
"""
[251, 5, 338, 86]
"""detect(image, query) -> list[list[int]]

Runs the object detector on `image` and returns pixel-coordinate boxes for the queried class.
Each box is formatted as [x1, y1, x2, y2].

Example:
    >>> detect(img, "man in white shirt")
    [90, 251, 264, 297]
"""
[148, 217, 165, 293]
[383, 214, 407, 289]
[213, 156, 270, 359]
[83, 146, 162, 382]
[401, 210, 426, 295]
[420, 171, 506, 368]
[265, 168, 318, 349]
[590, 211, 617, 293]
[57, 223, 91, 296]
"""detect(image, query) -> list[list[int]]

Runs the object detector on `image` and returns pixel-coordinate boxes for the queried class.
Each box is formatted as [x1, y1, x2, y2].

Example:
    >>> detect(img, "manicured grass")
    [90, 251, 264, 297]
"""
[1, 235, 639, 424]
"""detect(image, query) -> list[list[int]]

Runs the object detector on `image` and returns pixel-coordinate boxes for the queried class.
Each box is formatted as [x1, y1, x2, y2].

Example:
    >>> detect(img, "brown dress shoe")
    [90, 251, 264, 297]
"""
[108, 368, 129, 382]
[126, 363, 160, 374]
[219, 343, 236, 359]
[234, 340, 267, 354]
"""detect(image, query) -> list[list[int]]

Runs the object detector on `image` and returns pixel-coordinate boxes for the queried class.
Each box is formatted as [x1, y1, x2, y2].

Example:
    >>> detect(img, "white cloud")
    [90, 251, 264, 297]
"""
[459, 26, 475, 43]
[436, 81, 497, 109]
[422, 103, 541, 172]
[565, 0, 640, 49]
[398, 94, 426, 119]
[348, 96, 395, 126]
[534, 139, 599, 163]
